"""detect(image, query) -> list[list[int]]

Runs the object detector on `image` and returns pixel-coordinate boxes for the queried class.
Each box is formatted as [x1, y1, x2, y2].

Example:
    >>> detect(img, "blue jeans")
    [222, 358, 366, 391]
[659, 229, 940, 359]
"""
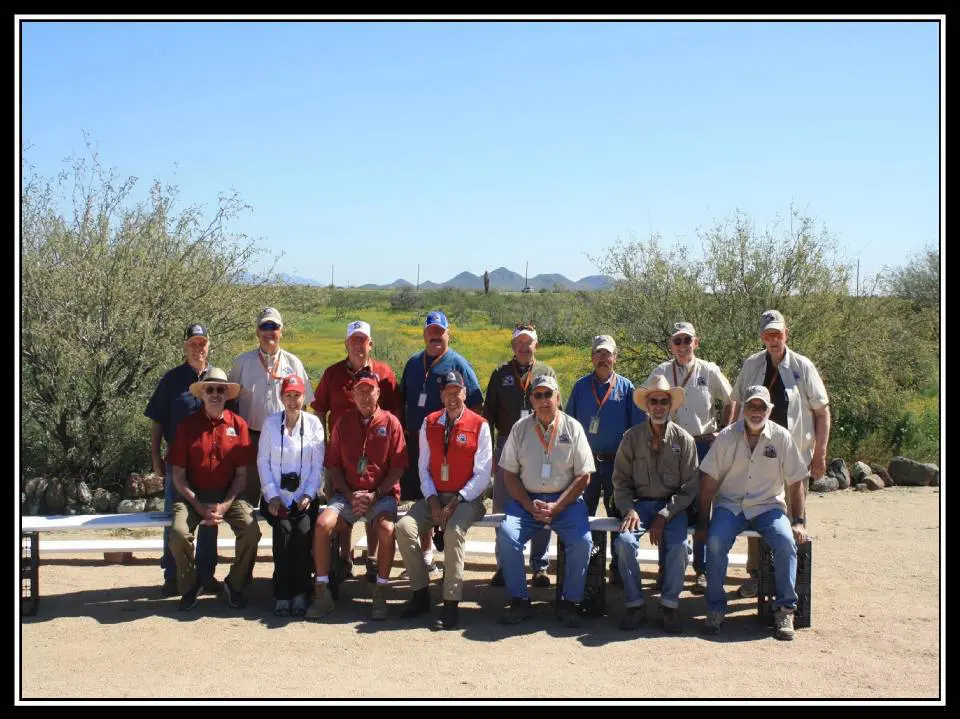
[615, 500, 688, 609]
[658, 439, 710, 575]
[493, 437, 550, 573]
[582, 457, 621, 569]
[706, 506, 797, 613]
[497, 493, 592, 602]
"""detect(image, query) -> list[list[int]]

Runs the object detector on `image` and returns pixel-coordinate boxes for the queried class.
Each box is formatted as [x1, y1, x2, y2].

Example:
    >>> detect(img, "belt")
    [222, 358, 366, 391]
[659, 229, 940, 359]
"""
[693, 433, 716, 443]
[594, 453, 616, 462]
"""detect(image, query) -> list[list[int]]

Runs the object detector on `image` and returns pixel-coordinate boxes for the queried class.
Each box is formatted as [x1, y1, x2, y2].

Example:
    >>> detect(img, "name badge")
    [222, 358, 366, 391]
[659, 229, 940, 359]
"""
[440, 462, 449, 484]
[357, 455, 368, 475]
[417, 392, 427, 408]
[520, 409, 531, 419]
[588, 416, 600, 434]
[540, 463, 551, 480]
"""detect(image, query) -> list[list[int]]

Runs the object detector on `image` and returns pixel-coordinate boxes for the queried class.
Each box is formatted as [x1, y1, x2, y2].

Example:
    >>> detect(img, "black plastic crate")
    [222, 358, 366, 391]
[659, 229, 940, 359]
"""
[21, 532, 39, 617]
[556, 532, 607, 617]
[757, 538, 812, 629]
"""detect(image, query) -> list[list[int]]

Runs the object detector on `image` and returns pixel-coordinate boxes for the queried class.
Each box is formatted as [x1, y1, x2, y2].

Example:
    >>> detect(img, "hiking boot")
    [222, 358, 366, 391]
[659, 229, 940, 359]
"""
[691, 572, 708, 595]
[738, 574, 758, 599]
[774, 607, 795, 641]
[490, 568, 506, 587]
[400, 587, 431, 619]
[661, 605, 682, 634]
[305, 583, 335, 620]
[371, 582, 390, 620]
[273, 599, 291, 617]
[531, 570, 551, 588]
[557, 599, 581, 629]
[178, 584, 199, 612]
[704, 610, 725, 635]
[161, 578, 179, 598]
[222, 579, 247, 609]
[619, 604, 647, 630]
[438, 600, 459, 630]
[499, 598, 534, 625]
[291, 593, 308, 617]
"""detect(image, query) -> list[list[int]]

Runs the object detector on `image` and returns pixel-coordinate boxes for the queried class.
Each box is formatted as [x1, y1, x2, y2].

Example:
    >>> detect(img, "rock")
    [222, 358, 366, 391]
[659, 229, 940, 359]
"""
[888, 456, 939, 487]
[140, 472, 166, 497]
[864, 474, 885, 491]
[23, 477, 49, 505]
[855, 483, 868, 492]
[63, 504, 79, 515]
[43, 479, 67, 512]
[64, 479, 93, 505]
[106, 491, 122, 513]
[92, 488, 112, 513]
[124, 473, 144, 499]
[116, 499, 147, 513]
[827, 458, 851, 489]
[851, 462, 872, 483]
[21, 491, 27, 509]
[811, 475, 840, 492]
[144, 496, 166, 512]
[871, 464, 894, 487]
[77, 504, 98, 515]
[26, 501, 42, 515]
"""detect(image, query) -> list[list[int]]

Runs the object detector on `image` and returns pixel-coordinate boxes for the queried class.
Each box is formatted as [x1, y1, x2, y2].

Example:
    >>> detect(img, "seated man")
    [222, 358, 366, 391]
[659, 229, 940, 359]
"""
[495, 375, 596, 628]
[396, 370, 493, 629]
[168, 367, 262, 612]
[696, 385, 810, 640]
[306, 368, 407, 621]
[612, 375, 699, 633]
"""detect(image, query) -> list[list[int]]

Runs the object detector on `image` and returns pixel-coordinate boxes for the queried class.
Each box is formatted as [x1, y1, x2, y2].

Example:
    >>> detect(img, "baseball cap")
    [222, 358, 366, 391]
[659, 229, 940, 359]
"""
[671, 322, 696, 338]
[280, 375, 306, 395]
[257, 307, 283, 328]
[512, 324, 538, 342]
[346, 320, 371, 340]
[353, 368, 381, 388]
[591, 335, 617, 354]
[424, 311, 449, 330]
[744, 385, 774, 408]
[439, 370, 466, 390]
[759, 310, 786, 334]
[184, 324, 209, 341]
[531, 375, 560, 393]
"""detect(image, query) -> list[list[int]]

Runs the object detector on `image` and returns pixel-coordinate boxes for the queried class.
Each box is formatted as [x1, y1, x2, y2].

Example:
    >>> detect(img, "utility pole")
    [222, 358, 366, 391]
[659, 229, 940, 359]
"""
[856, 259, 860, 297]
[417, 264, 420, 292]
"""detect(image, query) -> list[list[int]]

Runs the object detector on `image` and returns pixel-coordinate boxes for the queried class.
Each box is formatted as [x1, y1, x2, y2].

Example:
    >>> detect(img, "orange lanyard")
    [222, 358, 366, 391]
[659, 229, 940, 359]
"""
[259, 350, 285, 381]
[591, 373, 616, 410]
[511, 360, 534, 393]
[535, 420, 556, 457]
[766, 354, 783, 391]
[671, 360, 696, 390]
[422, 350, 447, 384]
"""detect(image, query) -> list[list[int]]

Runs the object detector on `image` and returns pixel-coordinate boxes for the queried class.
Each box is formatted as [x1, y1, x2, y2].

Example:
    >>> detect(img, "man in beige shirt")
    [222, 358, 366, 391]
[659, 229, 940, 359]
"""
[696, 385, 810, 641]
[612, 375, 699, 633]
[496, 375, 596, 628]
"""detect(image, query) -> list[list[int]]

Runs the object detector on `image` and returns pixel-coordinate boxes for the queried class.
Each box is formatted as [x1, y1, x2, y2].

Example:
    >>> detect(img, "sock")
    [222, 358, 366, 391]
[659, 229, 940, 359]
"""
[376, 576, 389, 586]
[315, 575, 329, 584]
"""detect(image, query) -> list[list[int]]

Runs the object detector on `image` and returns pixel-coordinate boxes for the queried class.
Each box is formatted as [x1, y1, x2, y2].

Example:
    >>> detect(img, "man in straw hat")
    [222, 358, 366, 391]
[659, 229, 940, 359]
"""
[168, 367, 262, 612]
[611, 375, 699, 633]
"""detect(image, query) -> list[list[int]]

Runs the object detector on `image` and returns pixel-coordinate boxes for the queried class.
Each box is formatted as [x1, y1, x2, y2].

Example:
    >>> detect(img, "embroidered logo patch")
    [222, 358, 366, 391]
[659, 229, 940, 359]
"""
[502, 375, 515, 387]
[671, 443, 681, 454]
[225, 427, 238, 437]
[697, 376, 708, 386]
[557, 432, 572, 444]
[763, 445, 777, 458]
[456, 433, 467, 445]
[376, 426, 388, 437]
[614, 390, 623, 401]
[793, 371, 800, 380]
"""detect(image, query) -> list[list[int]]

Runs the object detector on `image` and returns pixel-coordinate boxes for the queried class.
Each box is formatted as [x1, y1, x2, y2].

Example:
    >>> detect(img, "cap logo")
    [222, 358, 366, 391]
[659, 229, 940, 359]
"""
[376, 426, 388, 437]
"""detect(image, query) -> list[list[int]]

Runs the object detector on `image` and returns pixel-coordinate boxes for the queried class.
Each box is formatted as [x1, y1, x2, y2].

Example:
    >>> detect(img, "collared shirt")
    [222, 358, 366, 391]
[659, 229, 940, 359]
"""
[418, 410, 493, 502]
[310, 357, 402, 435]
[325, 407, 407, 498]
[700, 419, 808, 520]
[399, 348, 483, 433]
[499, 412, 596, 494]
[256, 409, 326, 507]
[564, 372, 647, 455]
[646, 358, 733, 436]
[732, 348, 829, 465]
[144, 362, 207, 444]
[611, 421, 699, 521]
[227, 347, 314, 433]
[483, 359, 557, 442]
[169, 410, 253, 491]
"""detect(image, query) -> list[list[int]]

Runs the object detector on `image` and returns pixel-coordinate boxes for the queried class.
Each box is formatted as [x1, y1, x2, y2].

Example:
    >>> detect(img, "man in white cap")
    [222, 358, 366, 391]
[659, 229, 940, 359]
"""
[496, 375, 596, 628]
[483, 323, 558, 588]
[228, 307, 314, 504]
[696, 385, 810, 640]
[731, 309, 829, 598]
[611, 375, 699, 633]
[311, 320, 402, 581]
[645, 321, 736, 594]
[168, 367, 262, 612]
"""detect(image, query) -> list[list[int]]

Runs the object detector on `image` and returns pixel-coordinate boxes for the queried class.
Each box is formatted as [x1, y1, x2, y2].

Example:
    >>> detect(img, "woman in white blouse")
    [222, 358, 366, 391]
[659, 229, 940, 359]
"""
[257, 374, 325, 616]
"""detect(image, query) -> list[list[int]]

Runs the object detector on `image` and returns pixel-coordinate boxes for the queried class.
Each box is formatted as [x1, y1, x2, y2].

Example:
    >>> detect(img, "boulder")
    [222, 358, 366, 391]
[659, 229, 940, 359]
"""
[851, 462, 872, 483]
[888, 456, 939, 487]
[64, 479, 93, 505]
[116, 499, 147, 514]
[810, 475, 840, 493]
[870, 464, 894, 487]
[144, 496, 166, 512]
[77, 504, 98, 515]
[864, 474, 885, 491]
[855, 483, 868, 491]
[23, 477, 49, 508]
[827, 458, 851, 489]
[106, 491, 122, 513]
[43, 479, 67, 512]
[92, 488, 112, 513]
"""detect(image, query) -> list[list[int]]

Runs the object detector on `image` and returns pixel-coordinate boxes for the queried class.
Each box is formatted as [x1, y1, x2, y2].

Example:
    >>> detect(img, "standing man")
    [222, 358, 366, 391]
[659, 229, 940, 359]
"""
[611, 376, 699, 633]
[696, 385, 810, 640]
[496, 375, 596, 628]
[483, 324, 558, 588]
[228, 307, 313, 505]
[311, 319, 401, 581]
[399, 310, 483, 575]
[731, 310, 830, 598]
[396, 370, 493, 629]
[645, 321, 736, 594]
[144, 323, 211, 597]
[168, 368, 262, 612]
[564, 335, 646, 587]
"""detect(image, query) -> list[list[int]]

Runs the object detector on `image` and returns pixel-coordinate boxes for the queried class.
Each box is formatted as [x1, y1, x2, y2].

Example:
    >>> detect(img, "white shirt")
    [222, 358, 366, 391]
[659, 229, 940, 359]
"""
[499, 412, 596, 494]
[417, 410, 493, 503]
[228, 347, 314, 432]
[257, 410, 325, 507]
[700, 419, 808, 520]
[646, 358, 733, 436]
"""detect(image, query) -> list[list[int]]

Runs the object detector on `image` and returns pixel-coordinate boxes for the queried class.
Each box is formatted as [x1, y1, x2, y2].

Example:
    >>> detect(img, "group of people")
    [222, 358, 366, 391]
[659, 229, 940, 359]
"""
[146, 305, 829, 639]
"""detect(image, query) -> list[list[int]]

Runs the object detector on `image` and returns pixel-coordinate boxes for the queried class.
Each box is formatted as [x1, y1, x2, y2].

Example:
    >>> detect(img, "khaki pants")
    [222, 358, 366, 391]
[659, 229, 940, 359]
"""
[746, 476, 808, 573]
[395, 493, 486, 601]
[169, 498, 262, 593]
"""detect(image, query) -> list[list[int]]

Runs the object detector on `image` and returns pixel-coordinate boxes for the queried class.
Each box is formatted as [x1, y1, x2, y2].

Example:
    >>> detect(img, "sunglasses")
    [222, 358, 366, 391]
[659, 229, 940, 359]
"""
[531, 390, 554, 400]
[672, 336, 693, 346]
[259, 322, 281, 331]
[204, 386, 226, 396]
[647, 397, 671, 406]
[761, 331, 784, 340]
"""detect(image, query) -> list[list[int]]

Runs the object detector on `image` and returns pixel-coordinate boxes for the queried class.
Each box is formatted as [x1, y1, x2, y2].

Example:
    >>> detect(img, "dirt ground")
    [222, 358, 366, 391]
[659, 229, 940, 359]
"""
[18, 487, 942, 702]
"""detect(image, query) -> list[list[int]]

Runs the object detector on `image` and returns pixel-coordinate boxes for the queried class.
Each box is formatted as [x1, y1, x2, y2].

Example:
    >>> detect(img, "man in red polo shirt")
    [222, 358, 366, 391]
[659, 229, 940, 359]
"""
[396, 370, 493, 629]
[168, 367, 262, 612]
[306, 367, 407, 621]
[311, 319, 401, 581]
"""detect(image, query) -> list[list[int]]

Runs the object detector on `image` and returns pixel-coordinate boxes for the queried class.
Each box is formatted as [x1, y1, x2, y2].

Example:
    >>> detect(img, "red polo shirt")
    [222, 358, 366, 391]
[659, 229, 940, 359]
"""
[169, 409, 253, 491]
[310, 358, 401, 433]
[325, 407, 407, 499]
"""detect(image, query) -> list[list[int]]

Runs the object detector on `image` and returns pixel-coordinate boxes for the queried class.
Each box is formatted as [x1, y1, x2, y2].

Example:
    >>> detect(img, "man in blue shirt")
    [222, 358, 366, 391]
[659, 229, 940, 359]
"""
[399, 310, 484, 571]
[565, 335, 647, 586]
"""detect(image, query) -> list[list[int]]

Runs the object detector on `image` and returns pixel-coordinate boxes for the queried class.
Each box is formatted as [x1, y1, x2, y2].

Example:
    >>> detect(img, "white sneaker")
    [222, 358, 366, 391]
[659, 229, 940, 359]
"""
[774, 608, 795, 640]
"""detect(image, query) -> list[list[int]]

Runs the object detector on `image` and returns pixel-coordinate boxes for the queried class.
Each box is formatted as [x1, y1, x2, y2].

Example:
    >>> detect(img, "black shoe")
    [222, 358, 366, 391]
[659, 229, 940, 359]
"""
[365, 562, 378, 584]
[490, 568, 506, 587]
[400, 587, 431, 619]
[161, 578, 179, 598]
[499, 598, 534, 625]
[438, 600, 459, 630]
[531, 570, 551, 588]
[178, 585, 199, 612]
[200, 578, 222, 596]
[222, 579, 247, 609]
[661, 606, 682, 634]
[557, 599, 581, 628]
[619, 605, 647, 630]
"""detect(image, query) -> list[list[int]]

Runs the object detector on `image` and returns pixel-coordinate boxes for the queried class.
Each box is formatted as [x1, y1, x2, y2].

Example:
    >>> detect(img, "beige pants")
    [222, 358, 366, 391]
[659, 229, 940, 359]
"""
[746, 476, 808, 572]
[395, 493, 486, 601]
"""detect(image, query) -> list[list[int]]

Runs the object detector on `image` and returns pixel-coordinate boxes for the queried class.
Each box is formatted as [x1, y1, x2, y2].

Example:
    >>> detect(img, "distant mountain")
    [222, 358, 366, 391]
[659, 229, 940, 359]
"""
[574, 274, 615, 291]
[488, 267, 526, 291]
[276, 266, 615, 291]
[442, 271, 484, 290]
[277, 272, 324, 286]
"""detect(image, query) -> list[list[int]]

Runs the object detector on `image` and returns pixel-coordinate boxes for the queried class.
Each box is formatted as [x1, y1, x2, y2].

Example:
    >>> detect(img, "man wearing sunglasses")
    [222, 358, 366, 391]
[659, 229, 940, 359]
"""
[227, 307, 313, 504]
[168, 368, 262, 612]
[496, 375, 595, 628]
[483, 324, 558, 589]
[730, 310, 830, 599]
[612, 375, 699, 633]
[645, 322, 736, 595]
[696, 385, 810, 640]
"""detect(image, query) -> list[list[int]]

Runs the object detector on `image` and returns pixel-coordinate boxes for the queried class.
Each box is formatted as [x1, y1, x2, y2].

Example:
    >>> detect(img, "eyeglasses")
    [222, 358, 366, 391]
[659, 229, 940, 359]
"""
[515, 324, 536, 331]
[647, 397, 671, 406]
[745, 402, 768, 412]
[761, 331, 784, 341]
[672, 336, 693, 346]
[531, 390, 554, 400]
[204, 386, 226, 396]
[259, 322, 281, 331]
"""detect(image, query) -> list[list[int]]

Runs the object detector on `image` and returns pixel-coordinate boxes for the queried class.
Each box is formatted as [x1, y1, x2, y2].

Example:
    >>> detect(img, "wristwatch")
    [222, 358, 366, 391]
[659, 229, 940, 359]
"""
[456, 492, 467, 503]
[792, 516, 806, 527]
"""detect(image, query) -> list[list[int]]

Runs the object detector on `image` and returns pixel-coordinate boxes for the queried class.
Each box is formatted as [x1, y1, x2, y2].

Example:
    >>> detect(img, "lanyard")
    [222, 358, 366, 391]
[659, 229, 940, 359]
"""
[671, 360, 697, 390]
[357, 409, 380, 460]
[591, 372, 616, 411]
[259, 349, 285, 381]
[442, 409, 464, 460]
[535, 419, 556, 458]
[766, 353, 783, 391]
[422, 350, 447, 385]
[511, 360, 534, 410]
[279, 411, 304, 480]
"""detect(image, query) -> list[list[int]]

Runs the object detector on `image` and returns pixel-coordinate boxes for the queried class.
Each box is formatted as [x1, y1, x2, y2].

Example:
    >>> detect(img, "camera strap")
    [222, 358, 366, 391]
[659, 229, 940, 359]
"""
[279, 411, 305, 488]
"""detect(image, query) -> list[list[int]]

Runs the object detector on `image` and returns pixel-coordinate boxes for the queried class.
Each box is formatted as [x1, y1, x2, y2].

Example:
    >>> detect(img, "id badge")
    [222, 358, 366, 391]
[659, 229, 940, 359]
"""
[357, 455, 368, 475]
[540, 463, 551, 480]
[588, 416, 600, 434]
[417, 392, 427, 408]
[520, 409, 531, 419]
[440, 461, 449, 484]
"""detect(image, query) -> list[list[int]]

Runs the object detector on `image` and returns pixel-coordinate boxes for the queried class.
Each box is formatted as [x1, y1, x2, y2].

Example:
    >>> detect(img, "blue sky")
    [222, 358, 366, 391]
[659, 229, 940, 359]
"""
[19, 18, 942, 288]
